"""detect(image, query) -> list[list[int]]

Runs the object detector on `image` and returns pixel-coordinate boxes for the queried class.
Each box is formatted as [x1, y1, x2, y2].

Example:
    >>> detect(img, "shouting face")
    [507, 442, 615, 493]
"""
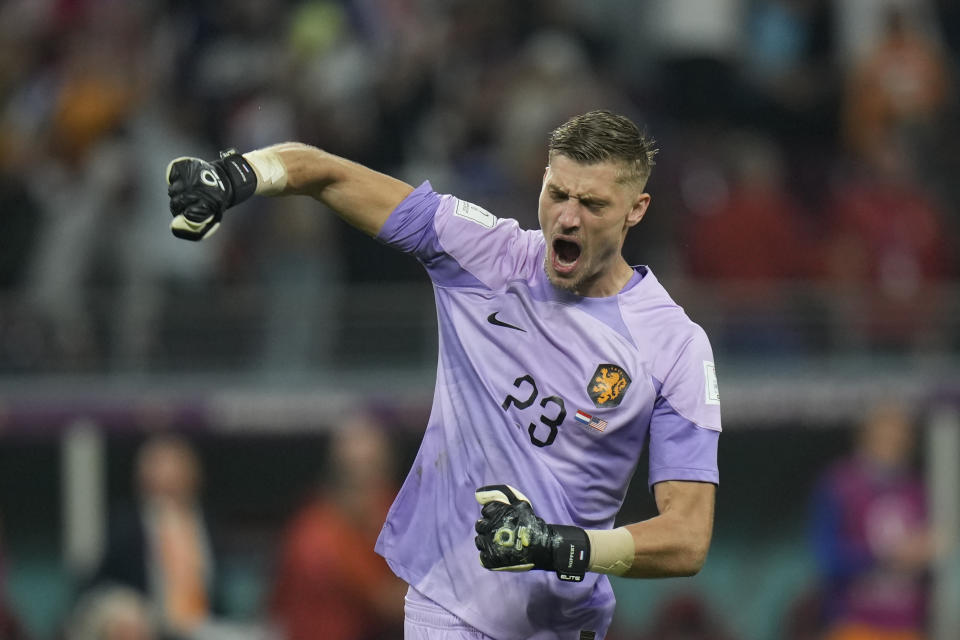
[538, 154, 649, 297]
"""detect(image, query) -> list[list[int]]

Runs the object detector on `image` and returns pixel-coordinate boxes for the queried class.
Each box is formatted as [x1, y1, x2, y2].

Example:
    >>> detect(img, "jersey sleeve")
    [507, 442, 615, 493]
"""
[647, 325, 721, 488]
[376, 181, 543, 289]
[375, 181, 444, 257]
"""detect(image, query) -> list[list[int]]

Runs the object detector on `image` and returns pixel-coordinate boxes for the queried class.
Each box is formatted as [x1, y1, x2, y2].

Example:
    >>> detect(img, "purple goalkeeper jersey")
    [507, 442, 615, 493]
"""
[374, 182, 721, 640]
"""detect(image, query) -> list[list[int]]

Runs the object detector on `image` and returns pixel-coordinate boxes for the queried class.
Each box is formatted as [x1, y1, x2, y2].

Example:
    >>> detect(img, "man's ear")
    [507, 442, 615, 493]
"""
[626, 193, 650, 228]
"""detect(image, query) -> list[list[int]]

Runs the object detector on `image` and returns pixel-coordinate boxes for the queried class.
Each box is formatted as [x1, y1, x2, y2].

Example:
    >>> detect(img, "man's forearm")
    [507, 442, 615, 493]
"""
[245, 143, 415, 236]
[588, 481, 715, 579]
[619, 514, 712, 578]
[584, 515, 711, 580]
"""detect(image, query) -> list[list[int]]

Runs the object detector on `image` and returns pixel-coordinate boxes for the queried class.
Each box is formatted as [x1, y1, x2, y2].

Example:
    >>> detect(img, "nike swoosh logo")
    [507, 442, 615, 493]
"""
[487, 312, 526, 332]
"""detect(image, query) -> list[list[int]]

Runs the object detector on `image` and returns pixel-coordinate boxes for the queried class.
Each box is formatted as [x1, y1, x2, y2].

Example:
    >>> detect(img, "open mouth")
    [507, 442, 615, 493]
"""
[552, 238, 581, 271]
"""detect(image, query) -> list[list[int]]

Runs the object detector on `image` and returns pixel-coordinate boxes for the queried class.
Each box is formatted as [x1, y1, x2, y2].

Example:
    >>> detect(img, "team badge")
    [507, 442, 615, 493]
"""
[588, 364, 631, 408]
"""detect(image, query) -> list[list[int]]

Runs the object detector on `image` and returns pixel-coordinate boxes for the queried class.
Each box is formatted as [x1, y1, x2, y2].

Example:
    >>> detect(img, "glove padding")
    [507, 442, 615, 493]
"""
[166, 150, 258, 241]
[474, 484, 590, 582]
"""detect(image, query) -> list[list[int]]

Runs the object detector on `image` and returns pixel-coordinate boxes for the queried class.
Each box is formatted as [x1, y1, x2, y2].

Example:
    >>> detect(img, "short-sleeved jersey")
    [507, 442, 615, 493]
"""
[374, 182, 721, 640]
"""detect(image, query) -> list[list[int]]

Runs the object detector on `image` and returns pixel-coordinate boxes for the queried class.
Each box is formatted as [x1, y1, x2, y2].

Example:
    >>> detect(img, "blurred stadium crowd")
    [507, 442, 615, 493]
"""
[2, 1, 960, 640]
[1, 0, 960, 373]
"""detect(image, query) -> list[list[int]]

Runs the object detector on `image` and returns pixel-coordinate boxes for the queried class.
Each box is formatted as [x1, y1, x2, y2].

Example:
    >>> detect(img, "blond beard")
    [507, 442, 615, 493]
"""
[543, 256, 588, 295]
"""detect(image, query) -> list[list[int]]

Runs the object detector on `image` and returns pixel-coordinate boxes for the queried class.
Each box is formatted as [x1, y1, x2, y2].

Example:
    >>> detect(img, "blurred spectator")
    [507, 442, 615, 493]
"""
[745, 0, 829, 91]
[65, 585, 155, 640]
[642, 0, 745, 122]
[841, 7, 950, 168]
[85, 434, 225, 640]
[214, 70, 341, 374]
[742, 0, 840, 145]
[18, 8, 142, 371]
[110, 50, 225, 372]
[683, 131, 813, 353]
[819, 148, 952, 351]
[0, 515, 31, 640]
[833, 0, 943, 69]
[809, 403, 935, 640]
[494, 28, 621, 216]
[684, 131, 811, 282]
[268, 415, 405, 640]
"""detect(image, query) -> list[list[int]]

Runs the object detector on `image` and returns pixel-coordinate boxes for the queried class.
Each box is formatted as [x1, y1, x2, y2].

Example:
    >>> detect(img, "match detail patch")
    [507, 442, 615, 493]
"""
[703, 361, 720, 405]
[454, 199, 496, 228]
[588, 364, 631, 408]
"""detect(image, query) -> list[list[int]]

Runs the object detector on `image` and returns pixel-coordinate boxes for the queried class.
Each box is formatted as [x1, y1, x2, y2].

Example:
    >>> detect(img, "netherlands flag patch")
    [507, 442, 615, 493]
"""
[575, 410, 608, 432]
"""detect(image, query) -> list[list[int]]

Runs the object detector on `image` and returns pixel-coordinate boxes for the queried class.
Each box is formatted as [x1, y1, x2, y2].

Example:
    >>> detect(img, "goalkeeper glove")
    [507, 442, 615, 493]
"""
[474, 484, 590, 582]
[166, 149, 258, 241]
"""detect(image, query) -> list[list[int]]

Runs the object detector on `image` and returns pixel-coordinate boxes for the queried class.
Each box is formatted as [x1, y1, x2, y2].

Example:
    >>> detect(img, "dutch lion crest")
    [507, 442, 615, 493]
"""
[588, 364, 631, 408]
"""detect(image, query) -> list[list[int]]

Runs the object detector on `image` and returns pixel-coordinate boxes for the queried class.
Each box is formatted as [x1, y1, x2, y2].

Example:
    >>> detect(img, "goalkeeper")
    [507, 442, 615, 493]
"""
[166, 110, 721, 639]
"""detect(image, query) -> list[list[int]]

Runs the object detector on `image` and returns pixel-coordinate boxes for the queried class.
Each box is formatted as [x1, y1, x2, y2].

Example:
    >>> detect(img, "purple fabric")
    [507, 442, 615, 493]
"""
[377, 181, 487, 289]
[374, 186, 721, 640]
[647, 392, 720, 489]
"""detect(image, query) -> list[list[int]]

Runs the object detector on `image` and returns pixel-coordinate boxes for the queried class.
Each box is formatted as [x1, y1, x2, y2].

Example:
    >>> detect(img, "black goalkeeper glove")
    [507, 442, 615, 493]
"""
[474, 484, 590, 582]
[166, 149, 258, 241]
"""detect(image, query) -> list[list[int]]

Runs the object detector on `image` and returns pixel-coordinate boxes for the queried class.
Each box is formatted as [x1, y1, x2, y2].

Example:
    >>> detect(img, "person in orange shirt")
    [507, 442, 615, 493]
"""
[268, 415, 406, 640]
[86, 434, 221, 640]
[842, 7, 950, 166]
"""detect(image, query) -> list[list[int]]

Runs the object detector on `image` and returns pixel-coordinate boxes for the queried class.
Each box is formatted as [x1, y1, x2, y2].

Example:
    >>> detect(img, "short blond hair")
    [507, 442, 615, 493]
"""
[548, 110, 658, 189]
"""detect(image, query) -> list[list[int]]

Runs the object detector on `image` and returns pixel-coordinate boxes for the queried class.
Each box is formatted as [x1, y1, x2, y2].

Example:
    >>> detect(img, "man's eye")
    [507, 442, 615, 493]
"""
[551, 191, 567, 201]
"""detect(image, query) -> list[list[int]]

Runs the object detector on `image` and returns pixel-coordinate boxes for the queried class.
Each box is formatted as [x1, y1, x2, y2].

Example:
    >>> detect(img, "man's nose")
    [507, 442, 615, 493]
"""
[557, 202, 581, 230]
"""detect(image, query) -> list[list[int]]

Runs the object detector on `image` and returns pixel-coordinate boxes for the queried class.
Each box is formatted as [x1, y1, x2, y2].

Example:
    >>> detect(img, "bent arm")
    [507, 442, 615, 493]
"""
[248, 142, 415, 236]
[590, 480, 715, 579]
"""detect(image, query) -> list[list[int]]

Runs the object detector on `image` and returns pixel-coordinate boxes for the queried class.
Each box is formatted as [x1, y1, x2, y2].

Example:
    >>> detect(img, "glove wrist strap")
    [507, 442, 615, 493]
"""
[551, 525, 590, 582]
[585, 527, 635, 576]
[218, 150, 258, 206]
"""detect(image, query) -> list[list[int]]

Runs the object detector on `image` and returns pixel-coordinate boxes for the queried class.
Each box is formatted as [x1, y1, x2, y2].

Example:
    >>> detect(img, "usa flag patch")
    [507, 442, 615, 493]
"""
[574, 409, 607, 432]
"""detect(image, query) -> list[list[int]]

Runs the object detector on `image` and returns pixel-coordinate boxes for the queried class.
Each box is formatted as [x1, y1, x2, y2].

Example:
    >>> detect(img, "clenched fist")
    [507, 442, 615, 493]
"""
[166, 150, 257, 241]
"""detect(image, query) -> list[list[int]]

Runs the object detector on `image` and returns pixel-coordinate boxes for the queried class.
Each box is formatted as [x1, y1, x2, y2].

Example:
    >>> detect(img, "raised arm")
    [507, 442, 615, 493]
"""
[246, 143, 414, 236]
[166, 143, 414, 241]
